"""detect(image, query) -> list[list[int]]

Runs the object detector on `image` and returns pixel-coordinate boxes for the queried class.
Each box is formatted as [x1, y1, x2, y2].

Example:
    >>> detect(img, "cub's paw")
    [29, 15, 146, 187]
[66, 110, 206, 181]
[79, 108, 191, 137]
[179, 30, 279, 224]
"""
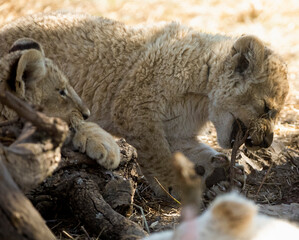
[198, 153, 246, 200]
[72, 122, 120, 169]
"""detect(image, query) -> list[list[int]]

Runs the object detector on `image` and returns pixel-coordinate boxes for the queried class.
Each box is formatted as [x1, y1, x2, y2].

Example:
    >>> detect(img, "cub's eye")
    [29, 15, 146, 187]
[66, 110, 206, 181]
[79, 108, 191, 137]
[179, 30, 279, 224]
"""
[262, 101, 277, 118]
[264, 102, 270, 114]
[59, 89, 67, 97]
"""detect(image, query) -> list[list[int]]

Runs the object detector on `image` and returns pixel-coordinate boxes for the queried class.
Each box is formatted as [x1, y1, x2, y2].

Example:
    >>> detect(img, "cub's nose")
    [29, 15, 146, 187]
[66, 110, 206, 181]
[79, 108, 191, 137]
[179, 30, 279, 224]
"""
[261, 132, 274, 148]
[82, 109, 90, 120]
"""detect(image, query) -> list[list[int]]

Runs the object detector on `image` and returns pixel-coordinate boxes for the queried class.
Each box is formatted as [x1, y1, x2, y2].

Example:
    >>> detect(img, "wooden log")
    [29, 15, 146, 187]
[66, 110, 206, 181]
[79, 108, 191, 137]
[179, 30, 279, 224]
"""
[0, 91, 68, 145]
[0, 91, 68, 192]
[0, 155, 56, 240]
[29, 146, 145, 239]
[0, 91, 146, 238]
[69, 171, 147, 240]
[1, 123, 63, 192]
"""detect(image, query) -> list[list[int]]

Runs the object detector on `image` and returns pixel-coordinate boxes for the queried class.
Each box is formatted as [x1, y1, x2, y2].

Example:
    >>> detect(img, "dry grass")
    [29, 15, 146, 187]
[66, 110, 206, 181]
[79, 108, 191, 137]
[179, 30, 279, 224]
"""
[1, 0, 298, 238]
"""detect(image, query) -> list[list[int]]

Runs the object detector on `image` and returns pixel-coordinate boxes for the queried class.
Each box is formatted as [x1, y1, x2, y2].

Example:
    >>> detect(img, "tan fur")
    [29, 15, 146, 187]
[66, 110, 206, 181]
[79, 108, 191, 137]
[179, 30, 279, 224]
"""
[143, 192, 299, 240]
[0, 12, 289, 195]
[0, 41, 90, 122]
[0, 38, 120, 169]
[70, 112, 120, 169]
[145, 154, 298, 240]
[173, 152, 203, 211]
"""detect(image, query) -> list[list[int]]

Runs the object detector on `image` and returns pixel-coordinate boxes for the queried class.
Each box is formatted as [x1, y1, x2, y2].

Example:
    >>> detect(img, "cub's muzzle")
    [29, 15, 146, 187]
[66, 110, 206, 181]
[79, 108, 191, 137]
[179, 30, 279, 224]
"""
[230, 118, 274, 149]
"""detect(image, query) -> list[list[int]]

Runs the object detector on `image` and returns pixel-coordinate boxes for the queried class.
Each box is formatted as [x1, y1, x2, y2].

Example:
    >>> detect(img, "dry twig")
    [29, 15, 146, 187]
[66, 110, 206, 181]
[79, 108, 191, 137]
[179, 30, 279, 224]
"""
[154, 177, 181, 205]
[62, 230, 75, 240]
[230, 120, 249, 188]
[256, 162, 274, 196]
[0, 91, 68, 144]
[133, 204, 150, 233]
[0, 117, 19, 127]
[81, 226, 91, 240]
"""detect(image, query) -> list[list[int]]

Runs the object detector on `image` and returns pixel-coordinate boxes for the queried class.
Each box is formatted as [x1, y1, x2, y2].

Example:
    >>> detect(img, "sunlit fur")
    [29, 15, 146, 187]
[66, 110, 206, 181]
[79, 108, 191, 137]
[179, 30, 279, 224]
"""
[0, 13, 289, 195]
[144, 192, 299, 240]
[0, 39, 120, 169]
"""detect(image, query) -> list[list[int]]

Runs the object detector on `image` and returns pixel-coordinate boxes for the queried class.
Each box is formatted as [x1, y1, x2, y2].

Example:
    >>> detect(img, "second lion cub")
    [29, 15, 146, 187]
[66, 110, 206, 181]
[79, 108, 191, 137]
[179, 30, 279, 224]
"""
[0, 38, 120, 170]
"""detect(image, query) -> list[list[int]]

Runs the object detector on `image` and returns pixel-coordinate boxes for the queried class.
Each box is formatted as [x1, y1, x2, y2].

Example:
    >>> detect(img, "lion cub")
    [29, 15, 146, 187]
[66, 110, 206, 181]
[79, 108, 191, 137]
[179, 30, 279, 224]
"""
[0, 38, 120, 169]
[0, 13, 289, 196]
[143, 192, 299, 240]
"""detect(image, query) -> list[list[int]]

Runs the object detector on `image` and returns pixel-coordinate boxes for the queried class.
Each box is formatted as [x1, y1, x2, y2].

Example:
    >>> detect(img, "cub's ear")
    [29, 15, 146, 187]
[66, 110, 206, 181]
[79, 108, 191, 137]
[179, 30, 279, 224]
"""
[7, 38, 46, 98]
[13, 49, 46, 98]
[210, 192, 257, 236]
[231, 35, 265, 74]
[9, 38, 44, 55]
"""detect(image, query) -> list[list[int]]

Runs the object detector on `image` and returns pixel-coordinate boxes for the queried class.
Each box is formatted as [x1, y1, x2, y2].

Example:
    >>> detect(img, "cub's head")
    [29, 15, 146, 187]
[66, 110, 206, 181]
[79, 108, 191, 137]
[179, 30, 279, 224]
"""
[0, 38, 90, 123]
[208, 35, 288, 150]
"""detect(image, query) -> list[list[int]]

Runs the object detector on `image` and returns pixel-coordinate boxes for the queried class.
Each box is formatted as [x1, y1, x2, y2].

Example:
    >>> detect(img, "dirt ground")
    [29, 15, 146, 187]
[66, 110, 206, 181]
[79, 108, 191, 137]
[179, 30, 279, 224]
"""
[0, 0, 298, 239]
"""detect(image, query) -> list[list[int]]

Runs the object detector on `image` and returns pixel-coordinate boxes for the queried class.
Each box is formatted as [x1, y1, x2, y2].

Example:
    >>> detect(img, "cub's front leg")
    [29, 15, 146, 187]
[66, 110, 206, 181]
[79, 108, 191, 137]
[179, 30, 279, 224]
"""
[71, 117, 120, 170]
[169, 138, 245, 199]
[128, 127, 178, 197]
[113, 112, 178, 196]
